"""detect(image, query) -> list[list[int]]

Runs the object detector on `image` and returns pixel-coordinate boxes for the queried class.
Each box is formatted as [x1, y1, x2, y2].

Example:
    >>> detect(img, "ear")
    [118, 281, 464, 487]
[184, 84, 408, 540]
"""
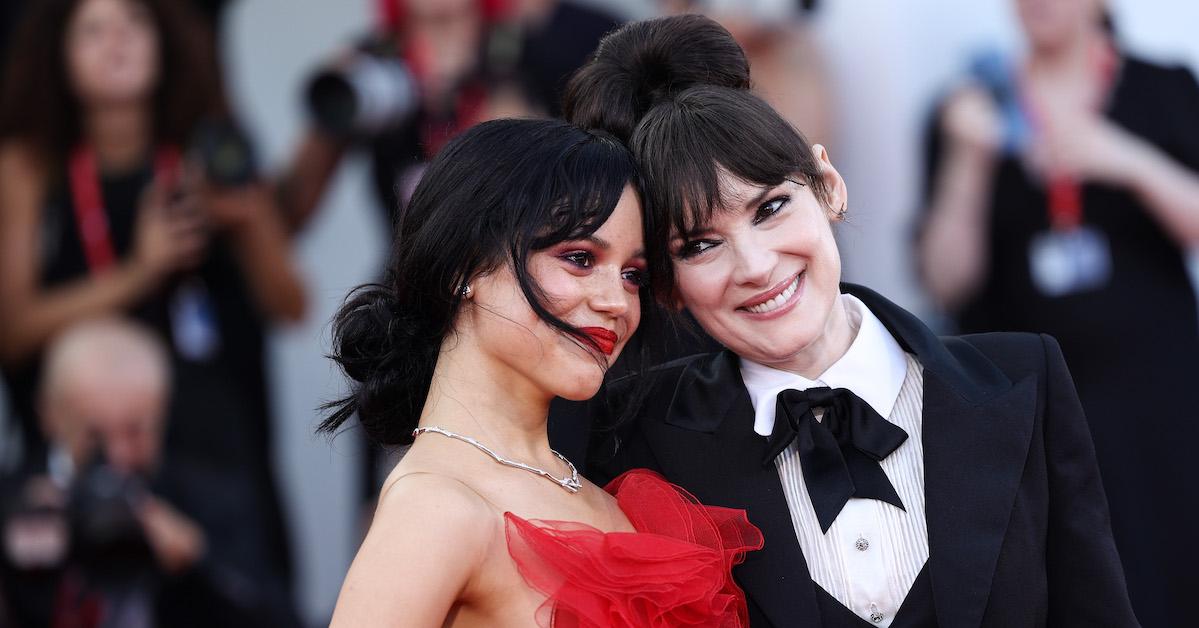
[811, 144, 848, 220]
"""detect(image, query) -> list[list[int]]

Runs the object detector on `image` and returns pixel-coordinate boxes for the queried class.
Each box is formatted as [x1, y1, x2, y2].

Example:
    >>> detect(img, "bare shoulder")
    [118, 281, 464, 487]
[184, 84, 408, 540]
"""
[330, 472, 498, 627]
[370, 470, 498, 564]
[379, 470, 497, 526]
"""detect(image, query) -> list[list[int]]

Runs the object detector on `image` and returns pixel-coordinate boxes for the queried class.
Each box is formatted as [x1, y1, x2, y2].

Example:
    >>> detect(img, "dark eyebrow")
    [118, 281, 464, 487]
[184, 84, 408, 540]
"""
[578, 235, 643, 258]
[741, 186, 774, 213]
[582, 235, 609, 249]
[675, 179, 804, 241]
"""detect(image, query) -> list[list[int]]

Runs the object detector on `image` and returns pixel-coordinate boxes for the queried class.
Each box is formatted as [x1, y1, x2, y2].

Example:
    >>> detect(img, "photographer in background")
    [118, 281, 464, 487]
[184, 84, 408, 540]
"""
[278, 0, 621, 233]
[0, 0, 305, 616]
[1, 318, 299, 627]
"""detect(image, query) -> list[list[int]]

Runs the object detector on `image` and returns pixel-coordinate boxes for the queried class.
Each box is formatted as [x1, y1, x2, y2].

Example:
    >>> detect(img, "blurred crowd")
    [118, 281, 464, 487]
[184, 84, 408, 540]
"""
[0, 0, 1195, 626]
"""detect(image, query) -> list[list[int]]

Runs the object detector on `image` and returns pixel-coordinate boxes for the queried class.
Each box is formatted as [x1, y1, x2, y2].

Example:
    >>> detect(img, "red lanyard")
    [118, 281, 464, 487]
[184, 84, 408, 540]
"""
[67, 145, 180, 273]
[1020, 39, 1118, 230]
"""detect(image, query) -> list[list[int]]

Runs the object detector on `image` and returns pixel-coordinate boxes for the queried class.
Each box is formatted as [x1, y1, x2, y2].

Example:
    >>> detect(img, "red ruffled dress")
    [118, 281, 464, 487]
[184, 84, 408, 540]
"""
[504, 469, 764, 627]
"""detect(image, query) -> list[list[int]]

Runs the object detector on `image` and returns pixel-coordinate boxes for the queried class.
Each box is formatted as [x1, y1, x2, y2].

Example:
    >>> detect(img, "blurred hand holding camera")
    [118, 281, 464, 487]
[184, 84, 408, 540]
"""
[135, 494, 205, 575]
[129, 170, 209, 287]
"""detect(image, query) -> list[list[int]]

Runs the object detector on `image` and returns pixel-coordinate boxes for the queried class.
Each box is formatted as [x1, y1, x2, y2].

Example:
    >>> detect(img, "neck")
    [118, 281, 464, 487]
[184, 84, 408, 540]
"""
[416, 333, 558, 469]
[512, 0, 555, 24]
[775, 294, 856, 379]
[1027, 27, 1106, 78]
[83, 103, 152, 172]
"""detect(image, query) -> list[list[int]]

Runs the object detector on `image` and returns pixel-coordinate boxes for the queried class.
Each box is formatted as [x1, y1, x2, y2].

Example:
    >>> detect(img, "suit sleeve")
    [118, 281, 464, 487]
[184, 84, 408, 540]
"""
[1040, 334, 1140, 627]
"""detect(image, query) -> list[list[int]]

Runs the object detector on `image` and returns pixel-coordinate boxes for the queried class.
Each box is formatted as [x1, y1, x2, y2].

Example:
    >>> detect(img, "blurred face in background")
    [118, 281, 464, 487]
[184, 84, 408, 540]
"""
[400, 0, 482, 95]
[1016, 0, 1104, 51]
[65, 0, 160, 108]
[660, 0, 795, 47]
[41, 322, 170, 476]
[46, 370, 167, 476]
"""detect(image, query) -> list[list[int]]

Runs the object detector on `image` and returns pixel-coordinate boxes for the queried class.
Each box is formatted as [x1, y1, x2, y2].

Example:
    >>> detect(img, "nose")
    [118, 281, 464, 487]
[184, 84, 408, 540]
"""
[589, 266, 632, 318]
[730, 234, 776, 287]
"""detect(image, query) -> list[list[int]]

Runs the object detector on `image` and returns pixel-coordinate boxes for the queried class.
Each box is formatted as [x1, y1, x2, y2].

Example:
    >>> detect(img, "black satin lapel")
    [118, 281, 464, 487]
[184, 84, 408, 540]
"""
[842, 283, 1010, 401]
[663, 350, 743, 433]
[923, 369, 1037, 628]
[643, 369, 820, 628]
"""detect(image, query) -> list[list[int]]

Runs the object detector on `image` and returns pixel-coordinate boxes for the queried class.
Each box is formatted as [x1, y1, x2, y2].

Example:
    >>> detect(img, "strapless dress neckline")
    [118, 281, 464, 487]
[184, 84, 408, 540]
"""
[504, 469, 763, 627]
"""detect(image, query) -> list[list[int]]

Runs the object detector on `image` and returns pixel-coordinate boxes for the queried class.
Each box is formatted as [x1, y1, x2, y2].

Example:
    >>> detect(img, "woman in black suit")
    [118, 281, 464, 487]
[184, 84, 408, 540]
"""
[554, 15, 1138, 627]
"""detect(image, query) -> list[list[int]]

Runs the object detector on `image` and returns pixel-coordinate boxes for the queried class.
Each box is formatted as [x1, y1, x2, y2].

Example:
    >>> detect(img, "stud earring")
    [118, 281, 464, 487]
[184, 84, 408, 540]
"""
[460, 284, 473, 298]
[834, 202, 847, 220]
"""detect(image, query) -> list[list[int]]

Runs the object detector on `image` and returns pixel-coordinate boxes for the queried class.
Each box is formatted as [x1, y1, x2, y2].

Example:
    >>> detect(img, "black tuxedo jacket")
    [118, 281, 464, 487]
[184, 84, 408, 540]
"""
[566, 284, 1138, 628]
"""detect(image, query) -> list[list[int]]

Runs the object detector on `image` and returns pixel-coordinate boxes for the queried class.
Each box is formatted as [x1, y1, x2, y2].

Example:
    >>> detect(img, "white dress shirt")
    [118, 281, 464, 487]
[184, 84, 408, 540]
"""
[740, 294, 929, 626]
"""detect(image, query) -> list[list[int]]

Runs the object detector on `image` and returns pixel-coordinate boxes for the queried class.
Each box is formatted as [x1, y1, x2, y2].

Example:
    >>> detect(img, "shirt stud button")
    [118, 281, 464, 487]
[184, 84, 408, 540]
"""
[855, 536, 870, 551]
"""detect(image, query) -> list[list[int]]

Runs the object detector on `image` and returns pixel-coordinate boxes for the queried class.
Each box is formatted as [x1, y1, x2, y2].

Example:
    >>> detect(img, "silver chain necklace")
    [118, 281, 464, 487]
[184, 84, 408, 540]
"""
[411, 426, 582, 494]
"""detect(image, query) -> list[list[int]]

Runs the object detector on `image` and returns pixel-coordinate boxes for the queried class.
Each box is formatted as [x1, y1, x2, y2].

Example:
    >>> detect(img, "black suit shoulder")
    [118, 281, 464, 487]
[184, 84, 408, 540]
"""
[952, 331, 1046, 376]
[952, 331, 1077, 400]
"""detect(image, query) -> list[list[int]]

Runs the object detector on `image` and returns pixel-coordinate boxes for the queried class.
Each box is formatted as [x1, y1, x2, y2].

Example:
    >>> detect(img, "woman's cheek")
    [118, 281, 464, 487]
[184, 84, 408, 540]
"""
[674, 266, 717, 311]
[534, 270, 584, 316]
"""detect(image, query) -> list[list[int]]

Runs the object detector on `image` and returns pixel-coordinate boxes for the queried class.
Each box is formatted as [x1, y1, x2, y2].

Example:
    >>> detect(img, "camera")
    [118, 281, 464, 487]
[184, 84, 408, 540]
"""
[191, 118, 259, 188]
[66, 453, 155, 583]
[304, 38, 420, 137]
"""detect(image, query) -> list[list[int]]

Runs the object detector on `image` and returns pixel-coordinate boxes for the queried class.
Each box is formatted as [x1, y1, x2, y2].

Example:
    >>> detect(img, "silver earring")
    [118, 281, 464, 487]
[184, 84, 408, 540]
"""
[459, 284, 472, 298]
[835, 202, 847, 220]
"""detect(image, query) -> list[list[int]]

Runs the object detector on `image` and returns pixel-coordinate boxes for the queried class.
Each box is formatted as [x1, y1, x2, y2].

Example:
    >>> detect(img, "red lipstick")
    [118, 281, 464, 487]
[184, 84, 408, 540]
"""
[578, 327, 617, 356]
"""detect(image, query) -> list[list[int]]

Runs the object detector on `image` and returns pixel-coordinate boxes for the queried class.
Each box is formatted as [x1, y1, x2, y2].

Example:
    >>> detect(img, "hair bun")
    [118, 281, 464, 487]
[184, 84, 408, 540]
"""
[331, 284, 402, 384]
[322, 282, 432, 445]
[564, 14, 749, 142]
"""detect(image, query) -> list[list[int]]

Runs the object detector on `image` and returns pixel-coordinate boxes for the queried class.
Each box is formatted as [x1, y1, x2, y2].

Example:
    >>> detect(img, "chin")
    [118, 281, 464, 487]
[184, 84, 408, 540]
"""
[731, 317, 824, 364]
[550, 362, 607, 401]
[555, 381, 603, 402]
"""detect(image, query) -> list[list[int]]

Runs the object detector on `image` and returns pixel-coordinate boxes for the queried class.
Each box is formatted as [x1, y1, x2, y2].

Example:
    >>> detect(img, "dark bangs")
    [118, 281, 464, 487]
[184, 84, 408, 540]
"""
[629, 86, 828, 294]
[509, 128, 651, 345]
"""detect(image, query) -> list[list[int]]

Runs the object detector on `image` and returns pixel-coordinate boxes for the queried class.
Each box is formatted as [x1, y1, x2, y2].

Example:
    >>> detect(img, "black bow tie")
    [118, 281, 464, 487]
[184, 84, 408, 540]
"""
[763, 387, 909, 533]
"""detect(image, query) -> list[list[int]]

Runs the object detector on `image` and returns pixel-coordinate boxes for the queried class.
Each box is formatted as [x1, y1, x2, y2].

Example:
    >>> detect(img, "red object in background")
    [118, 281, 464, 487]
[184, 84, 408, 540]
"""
[372, 0, 499, 159]
[1021, 37, 1118, 231]
[68, 145, 181, 273]
[375, 0, 512, 33]
[1047, 176, 1082, 229]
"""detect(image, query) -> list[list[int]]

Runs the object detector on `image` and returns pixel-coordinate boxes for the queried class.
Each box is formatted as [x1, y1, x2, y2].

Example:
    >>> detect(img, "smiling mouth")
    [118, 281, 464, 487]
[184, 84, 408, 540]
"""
[739, 272, 803, 315]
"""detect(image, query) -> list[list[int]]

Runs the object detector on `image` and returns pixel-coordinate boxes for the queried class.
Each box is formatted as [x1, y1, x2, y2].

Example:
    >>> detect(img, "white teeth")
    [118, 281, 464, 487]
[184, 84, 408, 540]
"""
[745, 275, 800, 314]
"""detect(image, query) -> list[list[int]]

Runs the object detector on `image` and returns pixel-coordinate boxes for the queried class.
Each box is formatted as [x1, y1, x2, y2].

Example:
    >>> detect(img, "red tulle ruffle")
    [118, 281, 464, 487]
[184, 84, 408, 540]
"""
[504, 469, 764, 627]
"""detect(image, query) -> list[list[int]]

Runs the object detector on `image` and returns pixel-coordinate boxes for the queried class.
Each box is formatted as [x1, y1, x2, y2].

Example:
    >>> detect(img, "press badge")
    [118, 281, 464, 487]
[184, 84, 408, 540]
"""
[1028, 226, 1111, 297]
[170, 278, 220, 361]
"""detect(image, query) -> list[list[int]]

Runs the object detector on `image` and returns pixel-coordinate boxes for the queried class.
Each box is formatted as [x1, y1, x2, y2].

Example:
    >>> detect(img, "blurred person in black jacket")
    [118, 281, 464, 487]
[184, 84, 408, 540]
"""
[0, 318, 299, 628]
